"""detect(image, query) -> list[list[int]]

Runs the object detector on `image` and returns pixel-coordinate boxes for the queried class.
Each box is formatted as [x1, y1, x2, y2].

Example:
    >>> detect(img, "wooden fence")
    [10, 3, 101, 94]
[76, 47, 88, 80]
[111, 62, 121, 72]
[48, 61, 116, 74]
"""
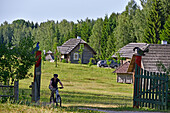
[133, 64, 169, 110]
[0, 81, 19, 102]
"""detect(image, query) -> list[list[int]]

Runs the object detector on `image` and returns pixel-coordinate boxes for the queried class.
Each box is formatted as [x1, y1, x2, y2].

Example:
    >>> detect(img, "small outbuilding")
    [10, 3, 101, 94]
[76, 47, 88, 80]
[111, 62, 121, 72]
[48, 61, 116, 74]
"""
[113, 61, 133, 84]
[45, 50, 54, 62]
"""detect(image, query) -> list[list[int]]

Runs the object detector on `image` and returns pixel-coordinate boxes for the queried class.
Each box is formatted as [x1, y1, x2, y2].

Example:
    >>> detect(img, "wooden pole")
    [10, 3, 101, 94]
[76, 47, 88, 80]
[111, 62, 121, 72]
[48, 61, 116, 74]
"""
[14, 81, 19, 102]
[133, 55, 141, 108]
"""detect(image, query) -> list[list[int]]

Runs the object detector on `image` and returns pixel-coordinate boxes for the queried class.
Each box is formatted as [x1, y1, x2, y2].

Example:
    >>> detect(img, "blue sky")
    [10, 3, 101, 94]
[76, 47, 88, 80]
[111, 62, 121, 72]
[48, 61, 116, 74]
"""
[0, 0, 141, 24]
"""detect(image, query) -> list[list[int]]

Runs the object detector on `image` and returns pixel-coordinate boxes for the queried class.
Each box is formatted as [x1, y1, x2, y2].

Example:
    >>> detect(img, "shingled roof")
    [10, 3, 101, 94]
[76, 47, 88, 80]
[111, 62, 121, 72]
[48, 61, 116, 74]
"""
[113, 61, 132, 74]
[57, 38, 96, 54]
[112, 43, 149, 58]
[142, 44, 170, 73]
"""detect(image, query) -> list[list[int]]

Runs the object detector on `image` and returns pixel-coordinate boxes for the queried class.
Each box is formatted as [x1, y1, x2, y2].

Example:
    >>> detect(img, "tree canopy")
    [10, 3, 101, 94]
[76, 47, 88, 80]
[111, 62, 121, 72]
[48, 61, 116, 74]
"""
[0, 0, 169, 62]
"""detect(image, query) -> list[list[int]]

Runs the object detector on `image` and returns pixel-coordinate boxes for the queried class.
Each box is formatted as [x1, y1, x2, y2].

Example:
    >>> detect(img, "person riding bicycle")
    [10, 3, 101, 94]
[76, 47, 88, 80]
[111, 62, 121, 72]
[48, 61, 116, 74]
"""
[49, 74, 64, 104]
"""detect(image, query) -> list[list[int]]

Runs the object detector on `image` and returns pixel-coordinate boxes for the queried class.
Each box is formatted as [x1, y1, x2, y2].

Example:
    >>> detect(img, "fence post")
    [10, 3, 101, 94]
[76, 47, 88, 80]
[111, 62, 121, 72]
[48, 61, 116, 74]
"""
[14, 81, 19, 102]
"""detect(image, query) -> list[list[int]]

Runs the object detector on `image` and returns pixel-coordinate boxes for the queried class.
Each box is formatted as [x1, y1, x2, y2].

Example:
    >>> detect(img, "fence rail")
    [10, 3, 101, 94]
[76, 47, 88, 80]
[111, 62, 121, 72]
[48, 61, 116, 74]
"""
[133, 64, 169, 110]
[0, 81, 19, 101]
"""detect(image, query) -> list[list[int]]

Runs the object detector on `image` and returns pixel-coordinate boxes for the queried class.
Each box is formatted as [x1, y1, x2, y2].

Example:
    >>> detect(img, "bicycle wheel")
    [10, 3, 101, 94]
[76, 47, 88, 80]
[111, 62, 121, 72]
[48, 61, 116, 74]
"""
[56, 95, 62, 107]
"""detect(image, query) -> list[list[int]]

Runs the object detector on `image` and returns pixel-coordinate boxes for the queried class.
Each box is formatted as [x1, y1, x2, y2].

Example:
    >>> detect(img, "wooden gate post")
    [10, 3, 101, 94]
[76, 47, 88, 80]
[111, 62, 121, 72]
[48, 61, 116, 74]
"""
[14, 81, 19, 102]
[30, 51, 41, 103]
[133, 48, 142, 108]
[133, 56, 141, 108]
[133, 47, 149, 108]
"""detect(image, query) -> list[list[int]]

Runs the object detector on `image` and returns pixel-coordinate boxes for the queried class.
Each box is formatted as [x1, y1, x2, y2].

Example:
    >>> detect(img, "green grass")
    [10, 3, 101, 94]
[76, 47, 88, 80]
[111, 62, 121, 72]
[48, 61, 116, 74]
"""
[0, 61, 168, 112]
[22, 62, 133, 107]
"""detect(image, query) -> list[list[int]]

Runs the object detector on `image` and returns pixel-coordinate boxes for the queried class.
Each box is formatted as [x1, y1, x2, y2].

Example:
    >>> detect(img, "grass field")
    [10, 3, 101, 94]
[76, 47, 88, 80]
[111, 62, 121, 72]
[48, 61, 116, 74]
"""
[20, 62, 133, 107]
[1, 61, 166, 112]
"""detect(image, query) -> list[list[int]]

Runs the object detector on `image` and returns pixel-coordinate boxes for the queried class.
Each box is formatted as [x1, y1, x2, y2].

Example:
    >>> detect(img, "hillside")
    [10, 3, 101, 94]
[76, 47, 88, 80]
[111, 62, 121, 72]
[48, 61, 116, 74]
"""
[19, 62, 133, 108]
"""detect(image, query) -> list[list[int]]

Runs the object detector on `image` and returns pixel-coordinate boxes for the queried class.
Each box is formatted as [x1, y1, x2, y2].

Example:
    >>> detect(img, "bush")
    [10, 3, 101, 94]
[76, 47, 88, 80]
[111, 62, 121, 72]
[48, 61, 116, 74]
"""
[62, 59, 66, 63]
[88, 58, 94, 67]
[78, 58, 82, 64]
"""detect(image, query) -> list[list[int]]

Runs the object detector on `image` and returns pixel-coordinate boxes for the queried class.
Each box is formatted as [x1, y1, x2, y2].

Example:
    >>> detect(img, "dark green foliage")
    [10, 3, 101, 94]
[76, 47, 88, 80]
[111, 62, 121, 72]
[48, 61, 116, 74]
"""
[160, 15, 170, 43]
[0, 37, 36, 84]
[156, 61, 170, 75]
[101, 15, 109, 60]
[106, 58, 112, 67]
[114, 0, 137, 50]
[62, 59, 66, 63]
[89, 18, 103, 59]
[0, 0, 169, 62]
[144, 0, 164, 44]
[88, 58, 95, 67]
[106, 33, 116, 57]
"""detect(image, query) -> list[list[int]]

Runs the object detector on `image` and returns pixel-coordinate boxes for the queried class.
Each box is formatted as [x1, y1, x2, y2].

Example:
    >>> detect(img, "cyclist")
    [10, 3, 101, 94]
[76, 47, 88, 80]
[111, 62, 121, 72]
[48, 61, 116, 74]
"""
[49, 74, 64, 104]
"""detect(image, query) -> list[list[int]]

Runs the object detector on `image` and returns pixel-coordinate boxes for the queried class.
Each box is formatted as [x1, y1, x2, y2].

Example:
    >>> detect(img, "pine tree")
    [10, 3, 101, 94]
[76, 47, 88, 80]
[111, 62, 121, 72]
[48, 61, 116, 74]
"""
[81, 22, 89, 42]
[106, 33, 116, 57]
[114, 0, 137, 50]
[101, 15, 109, 59]
[144, 0, 164, 44]
[160, 15, 170, 43]
[89, 18, 103, 59]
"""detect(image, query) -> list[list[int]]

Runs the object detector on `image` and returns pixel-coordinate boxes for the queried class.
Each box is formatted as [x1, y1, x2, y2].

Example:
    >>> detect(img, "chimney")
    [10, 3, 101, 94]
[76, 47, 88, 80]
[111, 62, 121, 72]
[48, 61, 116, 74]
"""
[161, 40, 167, 44]
[77, 36, 81, 39]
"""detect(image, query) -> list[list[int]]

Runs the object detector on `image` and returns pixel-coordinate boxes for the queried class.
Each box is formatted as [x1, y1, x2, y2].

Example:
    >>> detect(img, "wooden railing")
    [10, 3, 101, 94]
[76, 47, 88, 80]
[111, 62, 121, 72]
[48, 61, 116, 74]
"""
[0, 81, 19, 101]
[133, 64, 169, 110]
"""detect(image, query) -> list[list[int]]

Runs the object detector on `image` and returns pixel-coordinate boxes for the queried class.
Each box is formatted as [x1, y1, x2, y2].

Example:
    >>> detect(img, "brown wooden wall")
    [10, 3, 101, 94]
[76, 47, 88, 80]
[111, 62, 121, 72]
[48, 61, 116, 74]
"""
[70, 44, 95, 64]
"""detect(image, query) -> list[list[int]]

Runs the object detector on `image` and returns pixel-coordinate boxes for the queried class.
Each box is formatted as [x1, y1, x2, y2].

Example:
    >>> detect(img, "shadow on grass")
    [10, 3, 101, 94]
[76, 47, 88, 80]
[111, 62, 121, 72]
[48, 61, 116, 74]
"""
[39, 90, 132, 108]
[16, 88, 168, 112]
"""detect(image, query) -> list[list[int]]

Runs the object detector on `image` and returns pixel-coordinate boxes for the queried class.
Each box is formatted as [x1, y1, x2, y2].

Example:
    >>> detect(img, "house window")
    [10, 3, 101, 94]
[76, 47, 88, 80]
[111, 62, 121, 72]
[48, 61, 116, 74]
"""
[73, 53, 79, 60]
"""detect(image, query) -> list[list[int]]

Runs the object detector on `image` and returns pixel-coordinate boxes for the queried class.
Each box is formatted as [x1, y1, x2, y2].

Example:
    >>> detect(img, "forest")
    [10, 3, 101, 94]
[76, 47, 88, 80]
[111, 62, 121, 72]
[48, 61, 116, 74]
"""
[0, 0, 169, 60]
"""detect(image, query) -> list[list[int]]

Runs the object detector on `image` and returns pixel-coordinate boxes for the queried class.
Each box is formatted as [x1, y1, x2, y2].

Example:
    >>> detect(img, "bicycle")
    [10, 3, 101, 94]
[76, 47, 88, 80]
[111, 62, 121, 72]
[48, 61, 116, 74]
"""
[49, 87, 63, 107]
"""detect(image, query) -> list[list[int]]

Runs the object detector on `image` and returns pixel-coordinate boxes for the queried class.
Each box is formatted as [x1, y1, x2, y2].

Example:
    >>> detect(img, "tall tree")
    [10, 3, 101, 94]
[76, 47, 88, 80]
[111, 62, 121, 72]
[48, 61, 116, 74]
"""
[101, 15, 109, 59]
[89, 18, 103, 59]
[81, 21, 89, 42]
[70, 22, 77, 38]
[114, 0, 137, 50]
[106, 33, 116, 57]
[106, 13, 117, 57]
[160, 15, 170, 43]
[144, 0, 164, 44]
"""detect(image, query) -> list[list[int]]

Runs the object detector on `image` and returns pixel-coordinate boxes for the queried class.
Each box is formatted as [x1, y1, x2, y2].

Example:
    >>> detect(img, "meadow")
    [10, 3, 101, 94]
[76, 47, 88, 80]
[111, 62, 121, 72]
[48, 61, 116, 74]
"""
[1, 61, 163, 112]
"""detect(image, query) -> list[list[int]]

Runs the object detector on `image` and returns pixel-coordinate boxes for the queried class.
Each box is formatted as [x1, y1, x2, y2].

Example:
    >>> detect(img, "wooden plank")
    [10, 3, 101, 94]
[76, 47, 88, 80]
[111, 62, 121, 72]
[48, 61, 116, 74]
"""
[14, 81, 19, 102]
[136, 65, 140, 107]
[159, 73, 162, 109]
[162, 73, 165, 110]
[145, 71, 149, 107]
[133, 64, 138, 108]
[155, 72, 159, 109]
[142, 70, 146, 107]
[0, 95, 14, 97]
[165, 74, 168, 110]
[0, 85, 14, 88]
[152, 72, 156, 108]
[148, 72, 152, 108]
[140, 68, 143, 107]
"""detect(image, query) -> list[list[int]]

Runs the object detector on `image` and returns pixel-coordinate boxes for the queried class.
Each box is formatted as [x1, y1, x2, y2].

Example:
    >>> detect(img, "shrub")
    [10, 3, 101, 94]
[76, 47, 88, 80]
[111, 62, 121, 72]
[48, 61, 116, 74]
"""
[88, 58, 94, 67]
[78, 58, 82, 64]
[62, 59, 66, 63]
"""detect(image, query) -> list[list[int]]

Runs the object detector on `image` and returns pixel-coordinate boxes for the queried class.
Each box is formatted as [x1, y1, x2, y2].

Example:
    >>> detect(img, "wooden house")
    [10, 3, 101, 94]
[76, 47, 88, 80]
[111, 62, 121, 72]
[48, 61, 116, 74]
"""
[112, 43, 149, 65]
[113, 42, 170, 84]
[128, 44, 170, 73]
[57, 37, 96, 64]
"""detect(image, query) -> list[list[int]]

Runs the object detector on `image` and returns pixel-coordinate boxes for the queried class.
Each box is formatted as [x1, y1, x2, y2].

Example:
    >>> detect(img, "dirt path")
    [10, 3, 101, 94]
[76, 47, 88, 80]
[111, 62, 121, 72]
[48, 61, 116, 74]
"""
[79, 107, 167, 113]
